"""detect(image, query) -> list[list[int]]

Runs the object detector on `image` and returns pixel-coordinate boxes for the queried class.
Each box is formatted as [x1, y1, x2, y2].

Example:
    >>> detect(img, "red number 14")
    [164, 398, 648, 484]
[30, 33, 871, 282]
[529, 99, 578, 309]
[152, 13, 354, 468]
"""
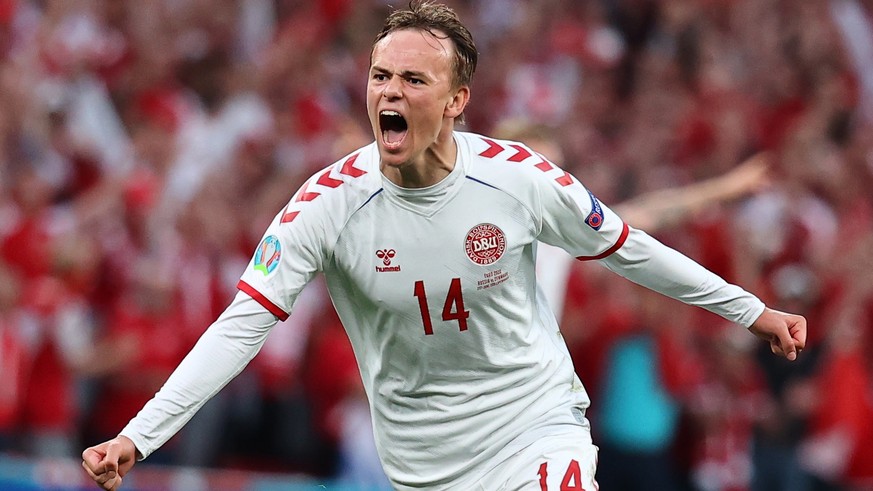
[538, 460, 586, 491]
[413, 278, 469, 335]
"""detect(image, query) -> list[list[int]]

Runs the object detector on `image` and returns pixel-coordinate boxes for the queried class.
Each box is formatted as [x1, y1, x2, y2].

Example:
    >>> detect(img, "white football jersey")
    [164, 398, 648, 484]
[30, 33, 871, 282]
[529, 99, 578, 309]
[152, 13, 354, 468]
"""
[122, 131, 764, 490]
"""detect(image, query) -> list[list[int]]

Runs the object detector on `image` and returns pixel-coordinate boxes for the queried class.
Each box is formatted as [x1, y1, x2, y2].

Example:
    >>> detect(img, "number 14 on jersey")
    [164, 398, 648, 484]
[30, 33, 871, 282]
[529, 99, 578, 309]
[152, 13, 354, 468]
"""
[413, 278, 469, 335]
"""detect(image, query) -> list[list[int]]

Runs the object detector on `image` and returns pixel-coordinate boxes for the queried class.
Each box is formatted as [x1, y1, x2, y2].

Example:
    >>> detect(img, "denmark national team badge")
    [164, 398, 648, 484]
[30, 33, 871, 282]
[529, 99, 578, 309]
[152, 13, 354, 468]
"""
[254, 235, 282, 276]
[465, 223, 506, 265]
[584, 189, 604, 230]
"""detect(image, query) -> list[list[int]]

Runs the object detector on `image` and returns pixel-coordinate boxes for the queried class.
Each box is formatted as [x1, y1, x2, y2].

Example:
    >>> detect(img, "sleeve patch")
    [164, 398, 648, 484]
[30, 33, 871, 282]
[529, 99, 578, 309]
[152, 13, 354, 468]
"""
[253, 235, 282, 275]
[584, 190, 604, 230]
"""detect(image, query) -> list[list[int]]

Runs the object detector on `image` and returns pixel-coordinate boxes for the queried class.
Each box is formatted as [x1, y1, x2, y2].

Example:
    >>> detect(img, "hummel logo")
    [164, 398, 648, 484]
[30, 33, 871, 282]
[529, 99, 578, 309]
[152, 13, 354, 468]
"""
[375, 249, 401, 272]
[376, 249, 395, 265]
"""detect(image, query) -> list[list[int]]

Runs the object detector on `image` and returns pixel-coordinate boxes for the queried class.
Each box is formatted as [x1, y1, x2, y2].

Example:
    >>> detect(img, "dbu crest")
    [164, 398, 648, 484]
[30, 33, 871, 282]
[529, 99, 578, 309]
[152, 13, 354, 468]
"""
[465, 223, 506, 265]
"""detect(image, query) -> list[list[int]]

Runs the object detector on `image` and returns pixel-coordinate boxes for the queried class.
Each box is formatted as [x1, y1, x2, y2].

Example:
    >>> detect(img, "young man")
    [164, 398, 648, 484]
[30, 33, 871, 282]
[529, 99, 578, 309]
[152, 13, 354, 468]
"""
[82, 2, 806, 490]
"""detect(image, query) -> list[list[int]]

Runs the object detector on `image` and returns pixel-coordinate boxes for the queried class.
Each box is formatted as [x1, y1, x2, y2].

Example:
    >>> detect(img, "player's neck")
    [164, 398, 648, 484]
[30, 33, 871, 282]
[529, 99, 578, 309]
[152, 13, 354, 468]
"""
[381, 131, 457, 189]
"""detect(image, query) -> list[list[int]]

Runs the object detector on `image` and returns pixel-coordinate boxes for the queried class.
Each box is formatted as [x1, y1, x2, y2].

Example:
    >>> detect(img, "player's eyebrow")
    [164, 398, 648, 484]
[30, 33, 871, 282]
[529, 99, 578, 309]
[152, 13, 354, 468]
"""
[371, 65, 431, 81]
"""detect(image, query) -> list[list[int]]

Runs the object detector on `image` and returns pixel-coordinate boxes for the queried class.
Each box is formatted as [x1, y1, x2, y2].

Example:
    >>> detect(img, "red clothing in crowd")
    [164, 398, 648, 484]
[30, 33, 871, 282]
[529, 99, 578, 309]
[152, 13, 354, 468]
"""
[90, 294, 191, 438]
[808, 348, 873, 485]
[0, 315, 27, 432]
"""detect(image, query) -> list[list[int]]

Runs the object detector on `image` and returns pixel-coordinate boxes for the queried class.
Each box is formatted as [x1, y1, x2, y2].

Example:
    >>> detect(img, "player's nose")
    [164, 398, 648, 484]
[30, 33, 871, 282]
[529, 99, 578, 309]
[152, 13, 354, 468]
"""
[383, 75, 402, 99]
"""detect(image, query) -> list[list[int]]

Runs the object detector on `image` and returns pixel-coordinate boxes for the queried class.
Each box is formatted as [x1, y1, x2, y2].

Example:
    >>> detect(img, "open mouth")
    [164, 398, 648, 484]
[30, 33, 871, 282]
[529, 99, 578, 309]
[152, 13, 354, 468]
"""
[379, 110, 408, 149]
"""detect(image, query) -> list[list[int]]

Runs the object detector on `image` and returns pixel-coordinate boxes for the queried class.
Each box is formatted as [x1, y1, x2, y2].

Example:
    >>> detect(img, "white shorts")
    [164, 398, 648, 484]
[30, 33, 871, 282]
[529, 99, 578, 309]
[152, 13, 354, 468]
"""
[471, 425, 599, 491]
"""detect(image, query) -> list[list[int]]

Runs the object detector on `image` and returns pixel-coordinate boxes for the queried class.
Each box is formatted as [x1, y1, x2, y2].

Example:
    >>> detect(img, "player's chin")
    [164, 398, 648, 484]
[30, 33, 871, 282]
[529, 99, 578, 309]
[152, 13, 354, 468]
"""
[377, 144, 409, 167]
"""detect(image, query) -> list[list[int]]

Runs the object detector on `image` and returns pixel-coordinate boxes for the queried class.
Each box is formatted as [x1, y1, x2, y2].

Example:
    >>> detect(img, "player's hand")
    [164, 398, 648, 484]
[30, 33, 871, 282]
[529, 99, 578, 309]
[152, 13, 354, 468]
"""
[749, 307, 807, 361]
[82, 435, 138, 490]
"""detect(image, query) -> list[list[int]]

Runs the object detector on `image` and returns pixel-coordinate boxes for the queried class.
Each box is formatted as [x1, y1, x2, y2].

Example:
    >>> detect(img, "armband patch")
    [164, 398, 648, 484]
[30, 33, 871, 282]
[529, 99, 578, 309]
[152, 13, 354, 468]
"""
[584, 190, 604, 230]
[253, 235, 282, 275]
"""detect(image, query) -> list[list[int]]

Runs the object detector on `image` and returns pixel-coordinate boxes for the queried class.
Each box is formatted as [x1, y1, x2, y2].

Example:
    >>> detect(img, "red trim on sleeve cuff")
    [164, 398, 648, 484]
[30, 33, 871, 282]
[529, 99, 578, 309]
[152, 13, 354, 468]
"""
[575, 222, 630, 261]
[237, 280, 290, 321]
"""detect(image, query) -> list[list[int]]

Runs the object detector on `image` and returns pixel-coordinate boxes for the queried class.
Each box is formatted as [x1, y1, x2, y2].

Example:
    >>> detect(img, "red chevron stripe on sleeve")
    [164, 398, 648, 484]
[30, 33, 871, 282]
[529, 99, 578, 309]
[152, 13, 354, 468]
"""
[478, 138, 504, 158]
[507, 144, 532, 162]
[316, 168, 343, 188]
[340, 153, 366, 177]
[280, 152, 366, 223]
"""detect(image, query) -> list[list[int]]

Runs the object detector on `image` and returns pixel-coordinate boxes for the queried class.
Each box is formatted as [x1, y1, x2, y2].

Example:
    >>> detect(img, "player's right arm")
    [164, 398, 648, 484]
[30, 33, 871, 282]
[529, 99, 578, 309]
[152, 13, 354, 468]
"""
[81, 225, 311, 487]
[81, 152, 374, 489]
[81, 292, 279, 487]
[80, 167, 345, 489]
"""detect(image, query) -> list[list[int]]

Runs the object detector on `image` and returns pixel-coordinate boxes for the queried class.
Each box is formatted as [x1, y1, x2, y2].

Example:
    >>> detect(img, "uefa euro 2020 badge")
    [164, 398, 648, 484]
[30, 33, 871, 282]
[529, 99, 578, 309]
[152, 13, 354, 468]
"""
[254, 235, 282, 276]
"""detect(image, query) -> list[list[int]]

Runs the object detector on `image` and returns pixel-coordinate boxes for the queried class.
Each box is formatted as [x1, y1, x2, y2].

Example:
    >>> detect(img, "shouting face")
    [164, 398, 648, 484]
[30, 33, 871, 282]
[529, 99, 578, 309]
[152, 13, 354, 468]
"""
[367, 28, 469, 172]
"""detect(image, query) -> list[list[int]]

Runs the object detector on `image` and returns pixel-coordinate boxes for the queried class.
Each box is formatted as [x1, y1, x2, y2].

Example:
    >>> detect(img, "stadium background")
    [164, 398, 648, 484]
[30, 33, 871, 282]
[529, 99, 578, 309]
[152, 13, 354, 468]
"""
[1, 0, 872, 489]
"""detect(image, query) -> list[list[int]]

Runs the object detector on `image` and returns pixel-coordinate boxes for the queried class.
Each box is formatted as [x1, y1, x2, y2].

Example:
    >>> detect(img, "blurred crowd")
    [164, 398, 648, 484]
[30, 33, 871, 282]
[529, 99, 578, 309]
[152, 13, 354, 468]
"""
[1, 0, 872, 490]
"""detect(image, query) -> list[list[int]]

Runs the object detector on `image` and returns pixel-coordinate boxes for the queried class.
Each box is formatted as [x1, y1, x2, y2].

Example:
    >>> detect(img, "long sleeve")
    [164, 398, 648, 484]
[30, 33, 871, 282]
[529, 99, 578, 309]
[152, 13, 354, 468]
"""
[119, 291, 279, 459]
[599, 226, 765, 328]
[519, 155, 765, 328]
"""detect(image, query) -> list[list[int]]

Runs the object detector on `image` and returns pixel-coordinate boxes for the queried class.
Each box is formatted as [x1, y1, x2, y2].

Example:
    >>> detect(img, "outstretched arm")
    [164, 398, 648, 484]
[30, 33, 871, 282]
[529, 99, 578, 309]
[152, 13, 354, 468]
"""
[598, 226, 806, 361]
[81, 291, 279, 489]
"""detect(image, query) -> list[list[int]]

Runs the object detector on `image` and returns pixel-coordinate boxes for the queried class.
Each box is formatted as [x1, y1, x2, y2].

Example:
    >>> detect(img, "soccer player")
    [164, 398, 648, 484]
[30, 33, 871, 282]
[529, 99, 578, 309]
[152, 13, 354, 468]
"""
[82, 2, 807, 489]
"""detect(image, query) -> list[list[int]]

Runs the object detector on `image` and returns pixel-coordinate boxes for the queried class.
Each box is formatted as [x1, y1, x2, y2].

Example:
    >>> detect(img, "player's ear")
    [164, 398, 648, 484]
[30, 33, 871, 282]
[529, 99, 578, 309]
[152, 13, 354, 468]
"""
[444, 85, 470, 119]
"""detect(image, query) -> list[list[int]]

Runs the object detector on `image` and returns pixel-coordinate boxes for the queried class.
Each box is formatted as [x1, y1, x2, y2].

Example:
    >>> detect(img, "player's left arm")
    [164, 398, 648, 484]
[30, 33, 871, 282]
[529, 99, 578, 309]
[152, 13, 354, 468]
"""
[597, 223, 808, 361]
[532, 166, 807, 361]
